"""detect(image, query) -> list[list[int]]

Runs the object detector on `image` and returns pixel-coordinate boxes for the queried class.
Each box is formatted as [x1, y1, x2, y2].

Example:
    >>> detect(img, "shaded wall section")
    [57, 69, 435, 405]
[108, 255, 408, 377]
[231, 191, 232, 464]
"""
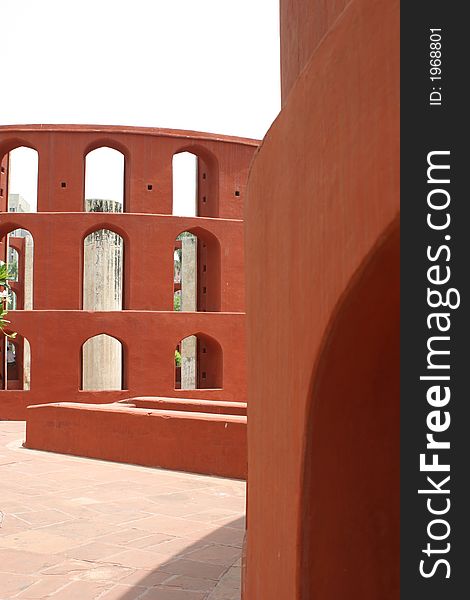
[244, 0, 399, 597]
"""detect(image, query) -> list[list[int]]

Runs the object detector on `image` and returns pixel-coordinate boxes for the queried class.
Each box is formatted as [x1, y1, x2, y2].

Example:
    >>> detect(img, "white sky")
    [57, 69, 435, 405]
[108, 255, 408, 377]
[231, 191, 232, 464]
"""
[2, 0, 281, 210]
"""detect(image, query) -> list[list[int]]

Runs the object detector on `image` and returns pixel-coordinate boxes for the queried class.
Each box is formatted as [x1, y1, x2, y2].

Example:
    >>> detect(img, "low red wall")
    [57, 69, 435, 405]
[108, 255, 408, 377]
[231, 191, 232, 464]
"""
[25, 403, 247, 479]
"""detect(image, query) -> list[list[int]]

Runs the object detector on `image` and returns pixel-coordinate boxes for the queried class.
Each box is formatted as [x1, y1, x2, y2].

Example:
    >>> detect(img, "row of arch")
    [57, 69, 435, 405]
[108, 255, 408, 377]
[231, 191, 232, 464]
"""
[0, 332, 223, 391]
[0, 143, 237, 217]
[2, 226, 221, 311]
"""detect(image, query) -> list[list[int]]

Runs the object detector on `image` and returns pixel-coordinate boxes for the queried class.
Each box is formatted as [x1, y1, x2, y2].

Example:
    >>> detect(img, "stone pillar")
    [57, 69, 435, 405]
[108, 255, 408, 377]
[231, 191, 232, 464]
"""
[82, 199, 123, 390]
[23, 338, 31, 390]
[181, 234, 197, 390]
[23, 235, 34, 311]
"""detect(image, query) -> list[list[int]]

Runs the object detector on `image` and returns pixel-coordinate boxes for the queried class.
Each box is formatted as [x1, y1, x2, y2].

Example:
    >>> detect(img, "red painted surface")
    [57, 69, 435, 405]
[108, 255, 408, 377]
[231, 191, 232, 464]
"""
[0, 125, 259, 420]
[25, 402, 247, 479]
[122, 396, 247, 416]
[244, 0, 399, 598]
[0, 155, 8, 217]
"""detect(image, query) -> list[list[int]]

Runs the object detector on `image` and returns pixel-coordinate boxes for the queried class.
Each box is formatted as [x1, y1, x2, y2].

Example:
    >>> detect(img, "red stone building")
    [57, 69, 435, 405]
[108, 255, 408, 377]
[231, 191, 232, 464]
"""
[0, 125, 257, 478]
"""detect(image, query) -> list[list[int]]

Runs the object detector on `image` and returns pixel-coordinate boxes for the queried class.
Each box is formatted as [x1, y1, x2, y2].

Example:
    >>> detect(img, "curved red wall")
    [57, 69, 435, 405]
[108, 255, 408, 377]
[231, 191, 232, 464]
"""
[0, 125, 259, 419]
[244, 0, 399, 597]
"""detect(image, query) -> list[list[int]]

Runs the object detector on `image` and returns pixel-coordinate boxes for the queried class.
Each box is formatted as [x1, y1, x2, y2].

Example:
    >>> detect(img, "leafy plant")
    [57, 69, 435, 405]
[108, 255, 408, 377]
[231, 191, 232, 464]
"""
[0, 262, 17, 339]
[175, 350, 182, 367]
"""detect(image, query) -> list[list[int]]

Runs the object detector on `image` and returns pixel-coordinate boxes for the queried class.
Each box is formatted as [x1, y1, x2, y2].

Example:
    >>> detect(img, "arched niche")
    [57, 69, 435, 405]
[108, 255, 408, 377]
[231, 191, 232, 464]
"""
[300, 224, 399, 599]
[175, 332, 223, 390]
[0, 229, 34, 310]
[81, 333, 124, 391]
[82, 228, 125, 310]
[173, 228, 221, 312]
[0, 146, 38, 213]
[1, 335, 31, 391]
[172, 147, 219, 218]
[84, 146, 125, 212]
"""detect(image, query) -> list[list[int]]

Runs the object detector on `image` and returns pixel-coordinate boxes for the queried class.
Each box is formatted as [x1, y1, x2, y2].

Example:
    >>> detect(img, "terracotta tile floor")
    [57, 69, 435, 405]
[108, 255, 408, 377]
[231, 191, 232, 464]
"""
[0, 421, 245, 600]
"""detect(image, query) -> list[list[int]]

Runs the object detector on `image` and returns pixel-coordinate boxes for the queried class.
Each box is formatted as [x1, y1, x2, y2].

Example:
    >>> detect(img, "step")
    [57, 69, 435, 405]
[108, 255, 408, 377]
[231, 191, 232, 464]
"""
[120, 396, 247, 416]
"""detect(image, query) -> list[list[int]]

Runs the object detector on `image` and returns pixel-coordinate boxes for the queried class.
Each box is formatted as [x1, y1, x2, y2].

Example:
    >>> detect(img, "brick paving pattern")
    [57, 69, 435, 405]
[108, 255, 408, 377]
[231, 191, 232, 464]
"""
[0, 422, 244, 599]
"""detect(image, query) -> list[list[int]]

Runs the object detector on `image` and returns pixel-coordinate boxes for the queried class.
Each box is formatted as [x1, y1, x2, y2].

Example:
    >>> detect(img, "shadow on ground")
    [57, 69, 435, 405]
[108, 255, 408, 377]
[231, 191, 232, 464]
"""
[115, 516, 245, 600]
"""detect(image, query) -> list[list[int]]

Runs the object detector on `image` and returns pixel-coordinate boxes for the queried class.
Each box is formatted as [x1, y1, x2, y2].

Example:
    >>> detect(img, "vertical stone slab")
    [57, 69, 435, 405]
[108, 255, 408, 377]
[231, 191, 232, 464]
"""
[82, 199, 123, 390]
[23, 235, 34, 310]
[181, 234, 197, 389]
[23, 338, 31, 390]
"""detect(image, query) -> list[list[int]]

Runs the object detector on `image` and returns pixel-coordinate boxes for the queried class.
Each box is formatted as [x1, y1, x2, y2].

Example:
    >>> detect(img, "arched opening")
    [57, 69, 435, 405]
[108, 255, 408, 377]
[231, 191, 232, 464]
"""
[300, 225, 399, 599]
[84, 147, 124, 212]
[173, 229, 221, 312]
[0, 229, 34, 310]
[81, 334, 124, 391]
[175, 333, 223, 390]
[172, 149, 218, 217]
[7, 247, 19, 282]
[1, 335, 31, 390]
[82, 228, 124, 310]
[4, 147, 38, 213]
[172, 152, 197, 217]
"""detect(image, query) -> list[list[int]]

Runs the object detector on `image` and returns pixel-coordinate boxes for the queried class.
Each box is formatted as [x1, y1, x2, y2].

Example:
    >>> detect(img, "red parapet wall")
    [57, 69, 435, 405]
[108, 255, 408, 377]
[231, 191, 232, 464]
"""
[122, 396, 247, 415]
[244, 0, 399, 598]
[0, 125, 259, 419]
[26, 402, 247, 479]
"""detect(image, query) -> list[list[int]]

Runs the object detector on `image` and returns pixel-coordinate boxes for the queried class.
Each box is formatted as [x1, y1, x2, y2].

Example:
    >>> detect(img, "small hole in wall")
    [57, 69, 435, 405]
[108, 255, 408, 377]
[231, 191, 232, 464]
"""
[202, 173, 206, 180]
[235, 190, 240, 197]
[202, 372, 207, 379]
[203, 264, 207, 272]
[0, 188, 3, 197]
[202, 196, 206, 203]
[61, 182, 67, 188]
[202, 287, 207, 294]
[1, 166, 5, 174]
[147, 184, 153, 191]
[202, 347, 207, 354]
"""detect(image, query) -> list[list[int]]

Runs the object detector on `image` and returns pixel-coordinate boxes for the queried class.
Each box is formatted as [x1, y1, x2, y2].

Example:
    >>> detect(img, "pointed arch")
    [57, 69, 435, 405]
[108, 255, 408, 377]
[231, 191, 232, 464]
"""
[82, 227, 125, 310]
[172, 145, 219, 217]
[1, 335, 31, 390]
[0, 145, 39, 213]
[0, 228, 34, 310]
[175, 332, 223, 390]
[84, 145, 125, 212]
[81, 333, 125, 391]
[174, 227, 221, 312]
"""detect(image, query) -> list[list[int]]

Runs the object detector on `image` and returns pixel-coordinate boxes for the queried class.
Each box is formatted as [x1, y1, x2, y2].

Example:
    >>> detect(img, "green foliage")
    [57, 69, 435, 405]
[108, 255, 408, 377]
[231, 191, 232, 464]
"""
[0, 262, 17, 339]
[173, 293, 181, 312]
[0, 262, 13, 285]
[175, 350, 182, 367]
[8, 260, 18, 282]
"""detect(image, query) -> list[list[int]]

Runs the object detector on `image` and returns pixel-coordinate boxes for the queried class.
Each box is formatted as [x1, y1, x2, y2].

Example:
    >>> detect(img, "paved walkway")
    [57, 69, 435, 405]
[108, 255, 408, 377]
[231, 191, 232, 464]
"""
[0, 421, 245, 600]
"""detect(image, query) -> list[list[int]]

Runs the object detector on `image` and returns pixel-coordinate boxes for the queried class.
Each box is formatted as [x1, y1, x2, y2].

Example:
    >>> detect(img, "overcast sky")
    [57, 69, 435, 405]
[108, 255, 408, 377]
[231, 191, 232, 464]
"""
[2, 0, 280, 211]
[2, 0, 280, 137]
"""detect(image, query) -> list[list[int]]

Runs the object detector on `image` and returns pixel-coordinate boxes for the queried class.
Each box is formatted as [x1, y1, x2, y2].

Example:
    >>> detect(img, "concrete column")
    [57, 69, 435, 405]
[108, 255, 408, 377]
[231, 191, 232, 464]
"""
[181, 234, 197, 390]
[23, 338, 31, 390]
[23, 235, 33, 310]
[82, 334, 122, 391]
[22, 236, 33, 389]
[82, 199, 123, 390]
